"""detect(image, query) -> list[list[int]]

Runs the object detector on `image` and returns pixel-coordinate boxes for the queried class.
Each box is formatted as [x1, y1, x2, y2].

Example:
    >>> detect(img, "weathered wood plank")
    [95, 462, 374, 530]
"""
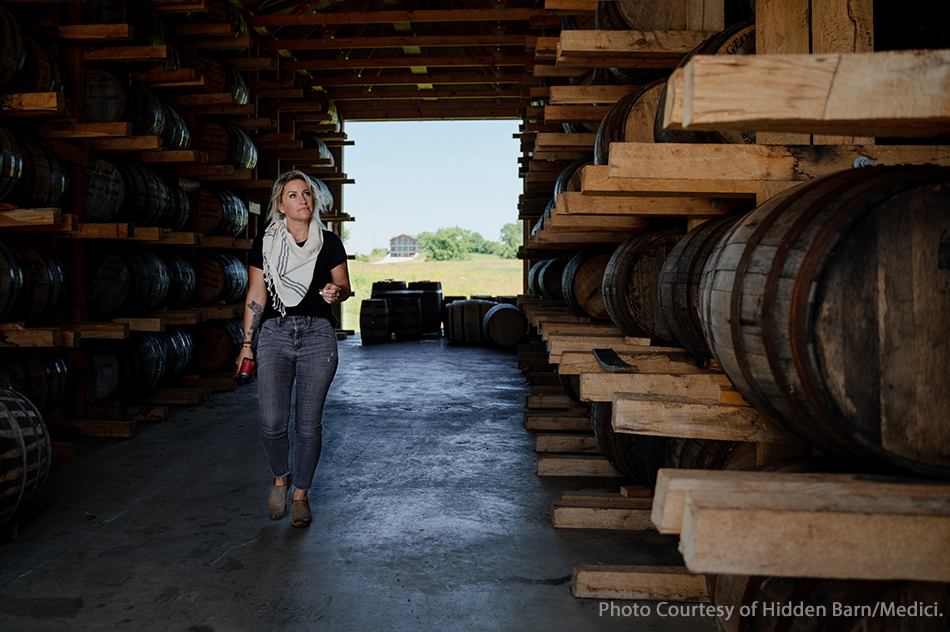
[580, 372, 730, 402]
[612, 393, 800, 443]
[572, 564, 709, 600]
[538, 454, 621, 477]
[676, 51, 950, 137]
[680, 487, 950, 580]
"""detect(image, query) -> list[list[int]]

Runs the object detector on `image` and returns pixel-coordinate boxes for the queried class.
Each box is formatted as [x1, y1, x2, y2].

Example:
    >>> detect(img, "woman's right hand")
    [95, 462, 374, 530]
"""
[235, 345, 255, 377]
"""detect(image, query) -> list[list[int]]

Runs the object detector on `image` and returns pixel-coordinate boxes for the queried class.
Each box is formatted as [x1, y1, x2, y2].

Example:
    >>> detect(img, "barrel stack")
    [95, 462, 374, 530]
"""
[0, 0, 354, 534]
[517, 0, 950, 620]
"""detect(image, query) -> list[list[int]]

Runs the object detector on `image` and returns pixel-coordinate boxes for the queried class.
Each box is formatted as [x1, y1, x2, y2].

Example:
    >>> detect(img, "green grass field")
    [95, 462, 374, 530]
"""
[342, 253, 523, 331]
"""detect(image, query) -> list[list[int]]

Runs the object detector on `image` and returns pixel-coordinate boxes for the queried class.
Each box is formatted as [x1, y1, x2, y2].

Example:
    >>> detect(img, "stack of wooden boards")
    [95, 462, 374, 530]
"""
[515, 0, 950, 626]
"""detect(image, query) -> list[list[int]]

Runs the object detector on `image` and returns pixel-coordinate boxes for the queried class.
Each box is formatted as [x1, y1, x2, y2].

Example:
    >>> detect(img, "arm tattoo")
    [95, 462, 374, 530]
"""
[245, 300, 263, 341]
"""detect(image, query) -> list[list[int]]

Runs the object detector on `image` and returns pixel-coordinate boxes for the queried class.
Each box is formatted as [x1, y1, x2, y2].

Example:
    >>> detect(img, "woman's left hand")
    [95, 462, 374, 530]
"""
[319, 282, 341, 304]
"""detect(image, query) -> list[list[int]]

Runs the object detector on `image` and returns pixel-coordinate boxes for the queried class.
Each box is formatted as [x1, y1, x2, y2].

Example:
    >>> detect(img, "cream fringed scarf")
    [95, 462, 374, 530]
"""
[261, 217, 324, 315]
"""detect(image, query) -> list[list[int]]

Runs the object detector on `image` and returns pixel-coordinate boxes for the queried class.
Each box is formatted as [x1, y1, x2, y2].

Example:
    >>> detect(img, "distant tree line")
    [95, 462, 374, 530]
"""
[416, 222, 523, 261]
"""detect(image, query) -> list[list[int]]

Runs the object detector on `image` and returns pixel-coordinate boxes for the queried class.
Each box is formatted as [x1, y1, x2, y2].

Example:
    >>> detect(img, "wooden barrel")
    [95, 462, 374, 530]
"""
[700, 166, 950, 478]
[84, 159, 126, 223]
[197, 122, 257, 169]
[654, 19, 756, 144]
[667, 437, 756, 472]
[359, 299, 391, 344]
[0, 242, 24, 322]
[86, 247, 170, 316]
[160, 103, 191, 151]
[602, 228, 685, 343]
[559, 373, 584, 406]
[86, 350, 120, 403]
[165, 181, 192, 232]
[561, 245, 615, 320]
[391, 295, 423, 342]
[194, 318, 242, 371]
[162, 252, 196, 309]
[370, 279, 407, 296]
[159, 328, 193, 376]
[194, 187, 247, 236]
[7, 244, 66, 323]
[194, 251, 247, 304]
[527, 259, 547, 296]
[0, 5, 26, 90]
[554, 157, 592, 196]
[194, 57, 248, 105]
[482, 303, 527, 347]
[561, 68, 622, 134]
[0, 124, 22, 202]
[12, 137, 70, 209]
[84, 69, 126, 124]
[7, 36, 65, 94]
[593, 79, 666, 166]
[113, 160, 171, 227]
[0, 350, 68, 414]
[538, 257, 566, 299]
[441, 295, 465, 330]
[125, 79, 166, 137]
[407, 280, 443, 336]
[710, 574, 950, 632]
[114, 333, 167, 394]
[659, 214, 744, 358]
[591, 402, 669, 489]
[299, 132, 336, 167]
[0, 389, 51, 531]
[445, 299, 497, 344]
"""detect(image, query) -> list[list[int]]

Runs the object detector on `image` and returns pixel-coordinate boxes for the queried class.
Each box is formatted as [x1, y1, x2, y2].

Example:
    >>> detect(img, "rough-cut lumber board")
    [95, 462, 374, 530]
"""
[525, 412, 592, 432]
[621, 485, 651, 498]
[132, 67, 205, 88]
[547, 334, 651, 360]
[580, 372, 731, 403]
[61, 223, 133, 239]
[0, 208, 61, 227]
[560, 191, 741, 216]
[0, 327, 62, 348]
[538, 454, 621, 477]
[549, 84, 640, 105]
[534, 64, 588, 77]
[581, 165, 757, 198]
[57, 323, 128, 339]
[527, 394, 576, 409]
[654, 469, 950, 535]
[673, 51, 950, 137]
[535, 132, 595, 150]
[572, 564, 709, 601]
[556, 30, 711, 68]
[549, 339, 680, 364]
[0, 92, 66, 116]
[538, 322, 622, 340]
[680, 488, 950, 581]
[47, 419, 136, 438]
[133, 150, 207, 164]
[82, 136, 162, 151]
[608, 143, 950, 181]
[165, 93, 234, 107]
[536, 434, 600, 454]
[545, 209, 649, 232]
[559, 350, 705, 376]
[611, 393, 800, 443]
[543, 0, 596, 16]
[553, 498, 654, 529]
[194, 36, 253, 50]
[717, 385, 749, 406]
[35, 122, 131, 139]
[85, 45, 167, 62]
[110, 318, 165, 332]
[49, 24, 133, 40]
[543, 105, 611, 124]
[755, 0, 811, 145]
[534, 230, 630, 245]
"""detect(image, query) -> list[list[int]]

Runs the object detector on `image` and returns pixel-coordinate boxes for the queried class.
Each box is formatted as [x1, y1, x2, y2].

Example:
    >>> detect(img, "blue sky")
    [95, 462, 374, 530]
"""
[338, 120, 523, 255]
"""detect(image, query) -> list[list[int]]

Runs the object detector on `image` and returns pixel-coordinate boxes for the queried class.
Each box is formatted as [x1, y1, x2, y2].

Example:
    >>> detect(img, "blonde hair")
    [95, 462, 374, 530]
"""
[265, 170, 333, 227]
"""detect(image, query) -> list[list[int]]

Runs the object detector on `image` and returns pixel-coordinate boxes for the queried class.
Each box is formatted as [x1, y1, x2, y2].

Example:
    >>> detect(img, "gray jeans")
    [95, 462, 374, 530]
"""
[256, 316, 338, 491]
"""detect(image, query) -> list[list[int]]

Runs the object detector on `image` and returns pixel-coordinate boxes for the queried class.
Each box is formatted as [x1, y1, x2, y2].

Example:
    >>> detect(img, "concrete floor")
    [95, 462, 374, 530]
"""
[0, 337, 714, 632]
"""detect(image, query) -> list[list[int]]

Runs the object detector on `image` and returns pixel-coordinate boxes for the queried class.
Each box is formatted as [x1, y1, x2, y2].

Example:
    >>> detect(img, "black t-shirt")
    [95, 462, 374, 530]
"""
[249, 229, 347, 325]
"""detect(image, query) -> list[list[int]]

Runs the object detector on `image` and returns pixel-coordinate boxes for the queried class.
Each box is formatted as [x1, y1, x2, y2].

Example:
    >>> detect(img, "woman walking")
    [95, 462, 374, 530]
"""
[237, 170, 351, 528]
